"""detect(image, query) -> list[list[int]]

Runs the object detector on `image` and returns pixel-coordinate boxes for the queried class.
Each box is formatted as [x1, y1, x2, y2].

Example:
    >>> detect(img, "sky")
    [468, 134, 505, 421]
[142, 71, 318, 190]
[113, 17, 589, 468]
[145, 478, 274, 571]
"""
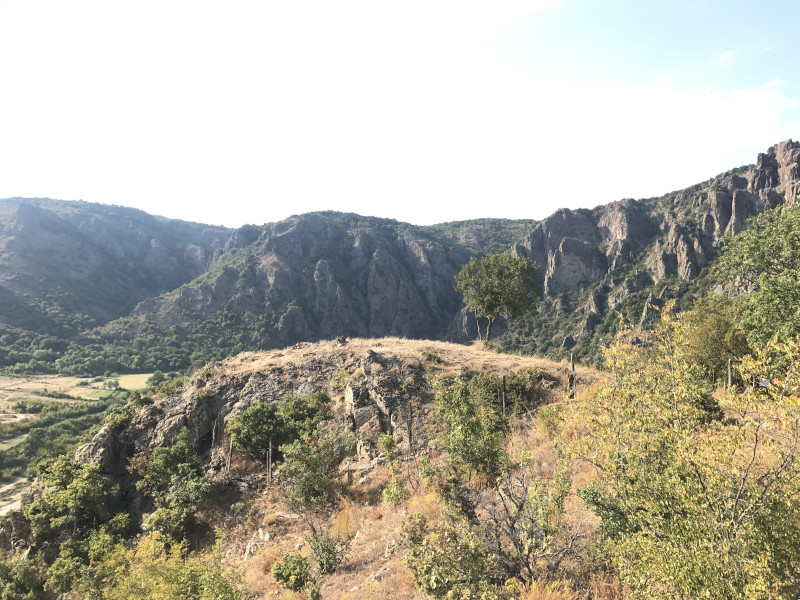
[0, 0, 798, 228]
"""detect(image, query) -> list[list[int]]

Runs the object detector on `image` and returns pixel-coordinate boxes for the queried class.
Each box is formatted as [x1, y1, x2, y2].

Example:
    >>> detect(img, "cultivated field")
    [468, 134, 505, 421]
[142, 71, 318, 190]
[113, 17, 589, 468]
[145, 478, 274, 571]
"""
[0, 372, 151, 514]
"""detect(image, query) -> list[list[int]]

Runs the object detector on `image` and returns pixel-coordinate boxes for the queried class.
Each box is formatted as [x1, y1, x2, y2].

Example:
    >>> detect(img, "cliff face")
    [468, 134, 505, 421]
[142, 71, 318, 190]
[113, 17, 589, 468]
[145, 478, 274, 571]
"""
[126, 213, 473, 346]
[1, 140, 798, 366]
[0, 198, 230, 329]
[512, 139, 796, 318]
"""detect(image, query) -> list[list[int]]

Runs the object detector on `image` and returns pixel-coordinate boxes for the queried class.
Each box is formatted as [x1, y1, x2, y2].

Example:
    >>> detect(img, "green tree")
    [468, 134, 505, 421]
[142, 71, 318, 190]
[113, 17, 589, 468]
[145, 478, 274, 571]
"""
[226, 402, 285, 462]
[454, 253, 540, 341]
[568, 309, 800, 599]
[715, 201, 800, 347]
[129, 429, 211, 540]
[680, 294, 750, 383]
[24, 456, 120, 545]
[432, 377, 506, 480]
[227, 393, 331, 462]
[0, 554, 41, 600]
[403, 515, 512, 599]
[275, 434, 337, 512]
[102, 532, 246, 600]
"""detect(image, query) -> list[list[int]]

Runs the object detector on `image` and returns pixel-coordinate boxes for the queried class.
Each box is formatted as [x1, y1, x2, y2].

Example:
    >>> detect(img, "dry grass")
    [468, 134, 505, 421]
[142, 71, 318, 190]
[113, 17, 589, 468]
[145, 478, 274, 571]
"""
[222, 338, 600, 390]
[521, 581, 578, 600]
[584, 572, 628, 600]
[117, 373, 152, 390]
[206, 337, 609, 599]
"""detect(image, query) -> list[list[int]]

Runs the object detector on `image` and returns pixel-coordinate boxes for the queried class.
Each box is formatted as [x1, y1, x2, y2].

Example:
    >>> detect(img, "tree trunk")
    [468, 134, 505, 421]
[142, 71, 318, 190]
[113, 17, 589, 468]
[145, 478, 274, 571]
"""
[486, 317, 495, 341]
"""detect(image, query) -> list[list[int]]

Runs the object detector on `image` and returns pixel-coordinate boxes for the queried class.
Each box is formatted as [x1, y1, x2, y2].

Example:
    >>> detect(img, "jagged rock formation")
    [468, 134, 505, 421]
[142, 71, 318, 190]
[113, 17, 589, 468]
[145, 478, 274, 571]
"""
[125, 212, 472, 346]
[513, 140, 799, 316]
[1, 140, 798, 368]
[70, 339, 569, 496]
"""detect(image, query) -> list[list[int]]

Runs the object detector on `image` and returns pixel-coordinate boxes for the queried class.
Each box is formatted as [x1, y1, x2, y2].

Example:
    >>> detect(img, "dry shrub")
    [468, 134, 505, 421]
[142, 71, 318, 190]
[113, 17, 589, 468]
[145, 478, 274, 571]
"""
[587, 571, 628, 600]
[332, 499, 360, 538]
[521, 580, 577, 600]
[244, 545, 284, 597]
[407, 492, 440, 522]
[256, 545, 284, 571]
[350, 464, 392, 504]
[467, 472, 493, 490]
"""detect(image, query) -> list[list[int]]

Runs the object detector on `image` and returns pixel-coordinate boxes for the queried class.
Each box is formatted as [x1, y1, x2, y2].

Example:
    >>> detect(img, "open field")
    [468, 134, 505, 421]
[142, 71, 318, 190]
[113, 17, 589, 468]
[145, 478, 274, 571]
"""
[0, 477, 27, 515]
[0, 372, 149, 498]
[0, 372, 152, 412]
[0, 433, 29, 451]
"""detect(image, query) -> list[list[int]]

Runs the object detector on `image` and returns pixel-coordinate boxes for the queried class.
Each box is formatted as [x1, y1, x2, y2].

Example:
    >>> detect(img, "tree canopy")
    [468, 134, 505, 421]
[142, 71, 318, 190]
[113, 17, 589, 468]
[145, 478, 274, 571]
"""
[454, 253, 540, 341]
[715, 201, 800, 347]
[567, 307, 800, 599]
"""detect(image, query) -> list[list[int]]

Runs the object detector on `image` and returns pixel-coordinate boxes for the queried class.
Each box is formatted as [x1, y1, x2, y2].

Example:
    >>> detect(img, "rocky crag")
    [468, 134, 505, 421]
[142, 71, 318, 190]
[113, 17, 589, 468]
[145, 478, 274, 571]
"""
[1, 140, 798, 368]
[72, 338, 571, 503]
[508, 139, 800, 359]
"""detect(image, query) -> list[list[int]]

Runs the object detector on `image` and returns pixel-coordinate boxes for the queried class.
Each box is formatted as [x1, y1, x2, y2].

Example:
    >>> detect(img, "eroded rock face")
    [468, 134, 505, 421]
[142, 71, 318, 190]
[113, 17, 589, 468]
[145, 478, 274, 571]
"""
[545, 237, 606, 296]
[70, 345, 439, 501]
[517, 208, 606, 297]
[130, 213, 468, 345]
[517, 200, 659, 299]
[598, 199, 656, 270]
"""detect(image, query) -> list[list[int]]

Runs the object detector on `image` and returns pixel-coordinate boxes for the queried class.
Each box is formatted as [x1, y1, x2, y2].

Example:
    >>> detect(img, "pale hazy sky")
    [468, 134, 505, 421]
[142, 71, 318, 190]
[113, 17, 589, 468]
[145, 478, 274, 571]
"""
[1, 1, 798, 228]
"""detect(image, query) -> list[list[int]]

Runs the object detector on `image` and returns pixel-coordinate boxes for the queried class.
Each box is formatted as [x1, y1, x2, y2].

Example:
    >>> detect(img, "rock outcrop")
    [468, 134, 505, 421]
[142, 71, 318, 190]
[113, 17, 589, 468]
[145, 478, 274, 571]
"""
[127, 213, 470, 345]
[68, 339, 565, 503]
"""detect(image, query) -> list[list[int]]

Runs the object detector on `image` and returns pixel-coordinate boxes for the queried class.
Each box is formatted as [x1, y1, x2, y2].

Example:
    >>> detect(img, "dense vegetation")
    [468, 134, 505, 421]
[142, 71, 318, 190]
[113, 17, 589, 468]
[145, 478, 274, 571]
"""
[0, 395, 127, 482]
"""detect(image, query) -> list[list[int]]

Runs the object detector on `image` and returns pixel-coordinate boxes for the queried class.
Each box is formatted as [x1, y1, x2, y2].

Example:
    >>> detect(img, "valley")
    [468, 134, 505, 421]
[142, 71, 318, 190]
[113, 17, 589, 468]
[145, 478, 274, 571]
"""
[0, 139, 798, 598]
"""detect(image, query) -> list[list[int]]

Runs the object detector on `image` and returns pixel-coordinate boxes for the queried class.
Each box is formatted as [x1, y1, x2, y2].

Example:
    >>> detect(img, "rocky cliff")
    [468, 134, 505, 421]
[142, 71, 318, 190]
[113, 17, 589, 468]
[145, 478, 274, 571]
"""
[123, 212, 478, 346]
[1, 140, 798, 370]
[506, 139, 800, 361]
[0, 198, 230, 330]
[72, 337, 572, 505]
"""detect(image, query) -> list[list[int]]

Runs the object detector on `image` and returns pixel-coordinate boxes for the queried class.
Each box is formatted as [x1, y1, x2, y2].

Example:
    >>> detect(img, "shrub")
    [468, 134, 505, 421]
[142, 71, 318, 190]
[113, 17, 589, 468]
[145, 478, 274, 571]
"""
[129, 429, 210, 540]
[227, 393, 331, 462]
[271, 553, 311, 591]
[275, 435, 337, 511]
[306, 525, 353, 575]
[421, 349, 442, 364]
[378, 433, 407, 505]
[305, 580, 322, 600]
[567, 307, 800, 599]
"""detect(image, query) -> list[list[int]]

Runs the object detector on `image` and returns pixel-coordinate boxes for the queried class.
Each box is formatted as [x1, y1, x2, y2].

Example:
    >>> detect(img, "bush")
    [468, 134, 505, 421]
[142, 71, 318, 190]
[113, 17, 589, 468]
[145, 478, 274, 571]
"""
[421, 349, 442, 363]
[378, 433, 407, 505]
[567, 307, 800, 599]
[129, 429, 210, 540]
[306, 525, 353, 574]
[275, 435, 337, 511]
[271, 553, 311, 591]
[432, 377, 506, 479]
[227, 393, 331, 462]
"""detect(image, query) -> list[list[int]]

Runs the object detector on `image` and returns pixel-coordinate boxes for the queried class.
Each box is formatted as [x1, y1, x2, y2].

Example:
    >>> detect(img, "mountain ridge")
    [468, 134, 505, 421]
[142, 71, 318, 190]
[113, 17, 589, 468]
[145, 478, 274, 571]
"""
[1, 138, 798, 373]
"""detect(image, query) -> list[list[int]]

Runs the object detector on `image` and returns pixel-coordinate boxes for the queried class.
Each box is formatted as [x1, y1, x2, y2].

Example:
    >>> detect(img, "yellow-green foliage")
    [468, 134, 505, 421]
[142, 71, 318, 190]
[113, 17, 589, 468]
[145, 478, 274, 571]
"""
[102, 533, 245, 600]
[680, 293, 749, 383]
[568, 307, 800, 599]
[271, 552, 311, 591]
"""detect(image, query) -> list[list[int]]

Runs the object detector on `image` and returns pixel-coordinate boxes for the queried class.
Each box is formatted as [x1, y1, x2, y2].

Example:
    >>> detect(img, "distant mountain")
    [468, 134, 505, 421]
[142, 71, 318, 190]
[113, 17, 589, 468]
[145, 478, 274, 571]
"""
[0, 199, 230, 329]
[508, 139, 800, 360]
[1, 139, 798, 374]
